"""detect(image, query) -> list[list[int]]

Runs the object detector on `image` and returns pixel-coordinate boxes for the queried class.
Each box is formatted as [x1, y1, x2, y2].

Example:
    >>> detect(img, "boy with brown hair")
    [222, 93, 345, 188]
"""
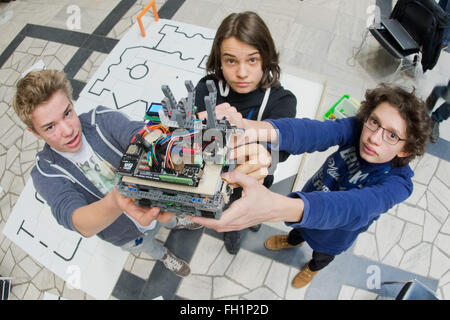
[195, 11, 296, 254]
[191, 83, 432, 288]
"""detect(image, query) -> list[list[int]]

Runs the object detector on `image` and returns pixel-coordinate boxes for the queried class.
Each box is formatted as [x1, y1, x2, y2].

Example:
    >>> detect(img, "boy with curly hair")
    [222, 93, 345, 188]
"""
[191, 83, 432, 288]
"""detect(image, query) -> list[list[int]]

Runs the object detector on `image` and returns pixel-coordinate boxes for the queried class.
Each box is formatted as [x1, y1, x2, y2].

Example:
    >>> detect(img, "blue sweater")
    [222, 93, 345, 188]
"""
[268, 117, 414, 255]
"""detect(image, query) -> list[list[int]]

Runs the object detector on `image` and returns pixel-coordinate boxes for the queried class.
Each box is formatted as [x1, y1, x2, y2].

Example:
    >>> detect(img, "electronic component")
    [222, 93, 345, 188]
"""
[145, 102, 163, 122]
[116, 80, 240, 219]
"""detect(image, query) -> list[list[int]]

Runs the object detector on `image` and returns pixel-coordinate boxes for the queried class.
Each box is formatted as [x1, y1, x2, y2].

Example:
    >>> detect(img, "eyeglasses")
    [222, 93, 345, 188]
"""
[364, 117, 406, 145]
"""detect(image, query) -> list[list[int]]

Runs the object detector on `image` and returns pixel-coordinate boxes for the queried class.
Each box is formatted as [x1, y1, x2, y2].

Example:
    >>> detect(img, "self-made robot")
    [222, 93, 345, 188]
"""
[116, 80, 239, 219]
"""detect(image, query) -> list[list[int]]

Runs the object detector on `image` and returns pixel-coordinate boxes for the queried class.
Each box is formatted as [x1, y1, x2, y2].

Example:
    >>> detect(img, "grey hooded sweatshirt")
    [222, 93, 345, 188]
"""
[31, 106, 145, 246]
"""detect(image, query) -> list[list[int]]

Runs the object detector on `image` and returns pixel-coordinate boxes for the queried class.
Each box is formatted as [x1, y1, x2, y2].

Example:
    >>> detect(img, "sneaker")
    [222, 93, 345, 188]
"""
[248, 224, 262, 232]
[430, 121, 440, 143]
[172, 214, 203, 230]
[264, 235, 303, 250]
[224, 231, 241, 255]
[292, 263, 318, 288]
[160, 250, 191, 277]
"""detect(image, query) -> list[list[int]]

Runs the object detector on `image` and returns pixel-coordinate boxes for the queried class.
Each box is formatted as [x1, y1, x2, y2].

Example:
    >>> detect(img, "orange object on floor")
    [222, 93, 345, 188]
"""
[137, 0, 159, 37]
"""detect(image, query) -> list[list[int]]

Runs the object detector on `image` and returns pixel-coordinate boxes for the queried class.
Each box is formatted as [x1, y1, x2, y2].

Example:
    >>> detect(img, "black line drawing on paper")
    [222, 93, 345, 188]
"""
[16, 219, 82, 262]
[87, 23, 214, 112]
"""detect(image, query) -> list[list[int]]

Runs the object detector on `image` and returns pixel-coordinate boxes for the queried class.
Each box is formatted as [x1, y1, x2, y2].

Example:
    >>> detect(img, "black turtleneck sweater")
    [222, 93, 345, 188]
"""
[194, 75, 297, 192]
[194, 76, 297, 122]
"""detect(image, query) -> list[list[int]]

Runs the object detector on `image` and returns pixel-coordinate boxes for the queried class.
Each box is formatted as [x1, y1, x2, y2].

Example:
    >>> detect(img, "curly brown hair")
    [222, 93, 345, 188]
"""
[206, 11, 280, 89]
[13, 69, 73, 130]
[357, 83, 432, 167]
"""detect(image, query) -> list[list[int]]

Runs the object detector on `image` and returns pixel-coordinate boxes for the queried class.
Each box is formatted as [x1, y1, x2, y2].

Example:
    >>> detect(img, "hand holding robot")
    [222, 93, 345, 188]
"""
[115, 80, 271, 219]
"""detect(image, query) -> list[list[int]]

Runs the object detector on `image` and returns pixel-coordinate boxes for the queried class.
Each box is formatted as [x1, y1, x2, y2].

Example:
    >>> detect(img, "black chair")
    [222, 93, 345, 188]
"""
[368, 18, 421, 75]
[353, 0, 447, 75]
[382, 279, 439, 300]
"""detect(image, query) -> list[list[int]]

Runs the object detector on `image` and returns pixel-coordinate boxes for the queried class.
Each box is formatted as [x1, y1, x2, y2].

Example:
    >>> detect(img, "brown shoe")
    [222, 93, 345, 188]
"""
[292, 264, 318, 288]
[264, 235, 303, 250]
[160, 250, 191, 277]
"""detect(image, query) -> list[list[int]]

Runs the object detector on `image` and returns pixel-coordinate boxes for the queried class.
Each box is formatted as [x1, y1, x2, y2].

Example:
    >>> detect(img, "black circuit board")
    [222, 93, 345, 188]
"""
[117, 140, 205, 187]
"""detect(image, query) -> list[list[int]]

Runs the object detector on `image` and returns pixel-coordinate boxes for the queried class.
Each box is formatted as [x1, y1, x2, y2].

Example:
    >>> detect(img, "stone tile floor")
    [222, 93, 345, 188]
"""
[177, 233, 310, 300]
[0, 0, 449, 300]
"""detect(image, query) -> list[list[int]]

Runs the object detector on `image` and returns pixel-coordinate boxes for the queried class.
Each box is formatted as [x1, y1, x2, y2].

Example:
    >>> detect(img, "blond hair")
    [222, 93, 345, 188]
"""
[13, 69, 73, 130]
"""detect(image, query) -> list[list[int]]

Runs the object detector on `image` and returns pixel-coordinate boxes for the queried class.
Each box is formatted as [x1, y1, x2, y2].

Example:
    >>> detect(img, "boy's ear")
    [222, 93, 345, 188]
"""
[27, 126, 42, 140]
[396, 150, 411, 158]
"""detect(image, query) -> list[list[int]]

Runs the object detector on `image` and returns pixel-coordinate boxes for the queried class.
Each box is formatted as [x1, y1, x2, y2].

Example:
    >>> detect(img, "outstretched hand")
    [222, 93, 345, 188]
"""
[112, 187, 174, 225]
[228, 142, 271, 187]
[197, 102, 246, 129]
[188, 170, 303, 232]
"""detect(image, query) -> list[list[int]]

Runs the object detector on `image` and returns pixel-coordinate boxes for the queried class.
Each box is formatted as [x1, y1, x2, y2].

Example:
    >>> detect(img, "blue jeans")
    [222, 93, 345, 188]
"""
[432, 102, 450, 123]
[428, 82, 450, 123]
[121, 216, 177, 260]
[440, 0, 450, 46]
